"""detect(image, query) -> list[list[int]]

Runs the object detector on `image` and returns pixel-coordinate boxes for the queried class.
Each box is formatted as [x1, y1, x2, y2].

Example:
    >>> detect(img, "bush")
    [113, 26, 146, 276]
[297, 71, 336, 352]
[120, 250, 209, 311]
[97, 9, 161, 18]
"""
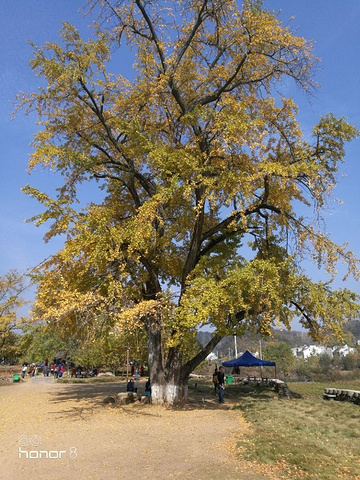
[263, 341, 294, 376]
[318, 353, 332, 374]
[341, 353, 359, 371]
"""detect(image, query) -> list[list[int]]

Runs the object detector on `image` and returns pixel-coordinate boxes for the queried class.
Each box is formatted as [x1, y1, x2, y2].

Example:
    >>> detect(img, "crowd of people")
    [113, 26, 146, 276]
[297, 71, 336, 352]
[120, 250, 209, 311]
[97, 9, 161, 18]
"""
[20, 359, 229, 405]
[20, 360, 97, 379]
[21, 360, 146, 381]
[130, 364, 145, 380]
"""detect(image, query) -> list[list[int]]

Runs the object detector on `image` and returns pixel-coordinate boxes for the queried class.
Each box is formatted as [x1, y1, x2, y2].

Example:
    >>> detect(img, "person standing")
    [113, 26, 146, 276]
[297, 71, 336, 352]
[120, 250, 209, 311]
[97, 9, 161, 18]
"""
[217, 366, 225, 404]
[43, 359, 49, 376]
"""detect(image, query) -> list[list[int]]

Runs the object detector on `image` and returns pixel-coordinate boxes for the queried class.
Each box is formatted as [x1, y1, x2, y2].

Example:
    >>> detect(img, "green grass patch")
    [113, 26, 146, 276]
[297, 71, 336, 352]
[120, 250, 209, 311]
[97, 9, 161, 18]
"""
[231, 381, 360, 479]
[289, 379, 360, 398]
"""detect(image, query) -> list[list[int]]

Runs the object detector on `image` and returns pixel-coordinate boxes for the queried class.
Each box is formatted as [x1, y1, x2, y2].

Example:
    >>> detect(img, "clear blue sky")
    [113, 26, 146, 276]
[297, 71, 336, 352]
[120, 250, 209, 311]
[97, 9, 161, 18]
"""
[1, 1, 359, 307]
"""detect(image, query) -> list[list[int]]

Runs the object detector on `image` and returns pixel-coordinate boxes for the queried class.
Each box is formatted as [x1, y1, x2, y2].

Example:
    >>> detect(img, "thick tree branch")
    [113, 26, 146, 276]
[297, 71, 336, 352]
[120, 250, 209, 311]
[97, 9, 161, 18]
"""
[181, 185, 206, 289]
[173, 0, 209, 71]
[139, 254, 162, 297]
[290, 300, 314, 329]
[135, 0, 167, 73]
[181, 332, 223, 380]
[190, 53, 248, 110]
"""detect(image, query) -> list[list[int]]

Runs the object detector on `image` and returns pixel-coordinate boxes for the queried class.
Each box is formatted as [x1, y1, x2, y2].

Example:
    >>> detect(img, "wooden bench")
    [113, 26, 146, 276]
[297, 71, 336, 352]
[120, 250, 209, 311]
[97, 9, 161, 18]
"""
[323, 388, 360, 403]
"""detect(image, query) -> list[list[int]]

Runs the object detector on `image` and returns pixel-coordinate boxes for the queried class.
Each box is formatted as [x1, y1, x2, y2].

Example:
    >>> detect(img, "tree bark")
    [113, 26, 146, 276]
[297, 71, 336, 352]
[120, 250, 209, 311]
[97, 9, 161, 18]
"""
[148, 326, 223, 405]
[147, 315, 166, 405]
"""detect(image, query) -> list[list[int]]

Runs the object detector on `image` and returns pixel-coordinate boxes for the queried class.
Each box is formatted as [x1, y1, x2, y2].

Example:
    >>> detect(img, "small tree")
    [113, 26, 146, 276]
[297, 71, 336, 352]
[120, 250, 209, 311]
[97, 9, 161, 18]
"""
[318, 353, 332, 374]
[20, 0, 360, 404]
[263, 341, 294, 376]
[341, 353, 359, 371]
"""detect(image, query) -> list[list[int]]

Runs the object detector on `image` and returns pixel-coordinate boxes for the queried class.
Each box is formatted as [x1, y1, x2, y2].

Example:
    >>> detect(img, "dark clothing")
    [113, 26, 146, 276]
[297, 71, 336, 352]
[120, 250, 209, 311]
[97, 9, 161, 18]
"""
[217, 370, 225, 404]
[127, 380, 135, 392]
[217, 371, 225, 386]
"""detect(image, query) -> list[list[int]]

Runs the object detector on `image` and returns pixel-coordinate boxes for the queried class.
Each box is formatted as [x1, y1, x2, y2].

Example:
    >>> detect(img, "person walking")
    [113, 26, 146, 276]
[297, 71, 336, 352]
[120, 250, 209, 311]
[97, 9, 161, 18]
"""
[217, 366, 225, 404]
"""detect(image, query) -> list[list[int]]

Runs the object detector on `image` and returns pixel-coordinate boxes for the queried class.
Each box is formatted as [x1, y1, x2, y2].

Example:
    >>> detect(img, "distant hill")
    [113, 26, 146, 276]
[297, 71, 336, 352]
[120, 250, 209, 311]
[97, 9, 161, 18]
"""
[197, 320, 360, 360]
[344, 319, 360, 337]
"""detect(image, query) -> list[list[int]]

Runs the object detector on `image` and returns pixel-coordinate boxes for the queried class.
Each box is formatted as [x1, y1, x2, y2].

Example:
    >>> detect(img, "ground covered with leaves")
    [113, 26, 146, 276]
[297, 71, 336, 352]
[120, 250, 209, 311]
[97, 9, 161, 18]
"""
[1, 372, 359, 480]
[0, 374, 270, 480]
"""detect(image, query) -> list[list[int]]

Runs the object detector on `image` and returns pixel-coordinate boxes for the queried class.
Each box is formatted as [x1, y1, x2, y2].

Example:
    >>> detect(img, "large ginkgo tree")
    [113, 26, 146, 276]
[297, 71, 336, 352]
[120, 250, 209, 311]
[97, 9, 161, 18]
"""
[21, 0, 359, 404]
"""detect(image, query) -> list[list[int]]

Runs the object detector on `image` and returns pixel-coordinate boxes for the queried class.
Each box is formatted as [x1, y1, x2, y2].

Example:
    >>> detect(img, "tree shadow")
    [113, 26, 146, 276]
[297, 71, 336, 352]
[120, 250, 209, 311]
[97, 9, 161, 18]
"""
[178, 381, 282, 411]
[47, 379, 166, 420]
[46, 378, 301, 416]
[49, 379, 131, 405]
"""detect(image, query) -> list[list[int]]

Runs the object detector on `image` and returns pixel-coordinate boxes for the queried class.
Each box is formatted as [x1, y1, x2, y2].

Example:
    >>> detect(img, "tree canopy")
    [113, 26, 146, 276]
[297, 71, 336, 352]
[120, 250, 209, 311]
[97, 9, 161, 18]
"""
[20, 0, 359, 403]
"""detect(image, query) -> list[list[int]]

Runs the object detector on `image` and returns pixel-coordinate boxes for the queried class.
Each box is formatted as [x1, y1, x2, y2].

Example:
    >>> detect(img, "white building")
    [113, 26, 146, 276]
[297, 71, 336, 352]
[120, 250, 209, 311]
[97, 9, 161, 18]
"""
[291, 344, 355, 359]
[206, 352, 218, 361]
[333, 345, 356, 357]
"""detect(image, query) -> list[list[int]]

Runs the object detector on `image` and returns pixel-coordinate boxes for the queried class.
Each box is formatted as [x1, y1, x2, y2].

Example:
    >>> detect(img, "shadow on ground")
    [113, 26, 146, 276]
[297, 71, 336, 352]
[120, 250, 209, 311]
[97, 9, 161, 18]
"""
[47, 378, 294, 418]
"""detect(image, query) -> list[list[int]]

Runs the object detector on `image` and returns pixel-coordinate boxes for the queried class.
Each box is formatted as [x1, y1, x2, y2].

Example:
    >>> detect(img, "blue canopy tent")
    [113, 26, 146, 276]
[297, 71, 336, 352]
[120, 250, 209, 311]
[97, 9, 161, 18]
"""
[222, 350, 276, 381]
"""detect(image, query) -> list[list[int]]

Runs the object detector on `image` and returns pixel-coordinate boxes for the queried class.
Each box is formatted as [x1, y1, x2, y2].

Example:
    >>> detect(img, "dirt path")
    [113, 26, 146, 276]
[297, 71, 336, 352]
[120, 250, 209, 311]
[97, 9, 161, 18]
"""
[0, 377, 271, 480]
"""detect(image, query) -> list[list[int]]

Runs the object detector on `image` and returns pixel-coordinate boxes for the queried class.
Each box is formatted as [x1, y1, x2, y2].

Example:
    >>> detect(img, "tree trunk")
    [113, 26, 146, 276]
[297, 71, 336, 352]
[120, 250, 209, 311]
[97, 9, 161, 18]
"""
[164, 348, 187, 404]
[147, 326, 187, 405]
[147, 315, 166, 405]
[147, 324, 223, 405]
[163, 377, 188, 404]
